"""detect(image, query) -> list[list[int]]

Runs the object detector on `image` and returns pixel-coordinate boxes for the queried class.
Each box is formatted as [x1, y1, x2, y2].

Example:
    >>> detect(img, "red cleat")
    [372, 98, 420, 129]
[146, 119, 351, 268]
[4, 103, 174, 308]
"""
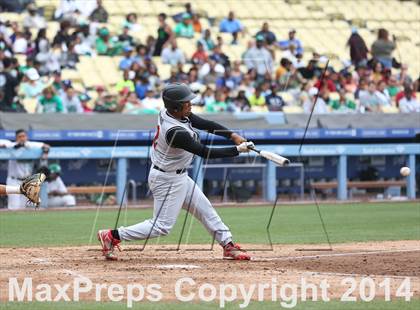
[223, 243, 251, 260]
[97, 229, 121, 261]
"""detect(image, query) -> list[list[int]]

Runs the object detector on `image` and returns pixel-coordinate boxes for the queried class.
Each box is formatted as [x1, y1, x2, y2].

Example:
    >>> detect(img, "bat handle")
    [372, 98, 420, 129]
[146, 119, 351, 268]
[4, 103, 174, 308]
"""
[248, 146, 261, 154]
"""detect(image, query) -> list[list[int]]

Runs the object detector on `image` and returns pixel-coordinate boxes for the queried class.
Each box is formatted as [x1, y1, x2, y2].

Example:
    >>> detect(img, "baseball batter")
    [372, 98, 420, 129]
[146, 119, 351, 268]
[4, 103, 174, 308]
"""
[98, 83, 254, 260]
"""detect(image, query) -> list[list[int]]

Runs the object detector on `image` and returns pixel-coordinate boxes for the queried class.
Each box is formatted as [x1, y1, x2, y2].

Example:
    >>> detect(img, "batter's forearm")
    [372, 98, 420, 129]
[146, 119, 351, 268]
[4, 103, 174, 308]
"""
[192, 145, 239, 159]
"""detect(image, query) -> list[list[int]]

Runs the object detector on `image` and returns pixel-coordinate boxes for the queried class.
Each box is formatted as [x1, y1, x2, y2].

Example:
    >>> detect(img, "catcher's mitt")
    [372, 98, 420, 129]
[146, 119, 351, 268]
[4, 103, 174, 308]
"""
[20, 173, 47, 206]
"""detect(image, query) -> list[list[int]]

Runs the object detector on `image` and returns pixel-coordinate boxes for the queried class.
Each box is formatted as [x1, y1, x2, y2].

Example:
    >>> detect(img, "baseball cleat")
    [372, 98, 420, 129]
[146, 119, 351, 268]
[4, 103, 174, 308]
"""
[223, 243, 251, 260]
[97, 229, 121, 261]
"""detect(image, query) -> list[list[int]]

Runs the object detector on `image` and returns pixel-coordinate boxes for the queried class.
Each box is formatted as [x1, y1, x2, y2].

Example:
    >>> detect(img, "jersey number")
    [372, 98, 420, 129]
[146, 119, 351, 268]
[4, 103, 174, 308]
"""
[152, 125, 160, 149]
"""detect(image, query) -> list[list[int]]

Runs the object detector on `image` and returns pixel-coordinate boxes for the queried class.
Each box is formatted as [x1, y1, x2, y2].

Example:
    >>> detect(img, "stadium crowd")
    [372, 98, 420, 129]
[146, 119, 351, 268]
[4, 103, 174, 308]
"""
[0, 1, 419, 114]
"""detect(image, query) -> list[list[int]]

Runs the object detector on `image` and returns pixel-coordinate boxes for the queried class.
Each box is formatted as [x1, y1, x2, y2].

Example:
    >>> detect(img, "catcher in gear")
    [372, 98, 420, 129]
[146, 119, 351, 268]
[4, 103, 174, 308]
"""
[0, 173, 46, 207]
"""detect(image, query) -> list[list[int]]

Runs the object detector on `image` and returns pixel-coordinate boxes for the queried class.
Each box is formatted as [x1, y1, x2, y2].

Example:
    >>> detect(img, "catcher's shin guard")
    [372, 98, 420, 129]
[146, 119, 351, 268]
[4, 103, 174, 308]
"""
[20, 173, 46, 207]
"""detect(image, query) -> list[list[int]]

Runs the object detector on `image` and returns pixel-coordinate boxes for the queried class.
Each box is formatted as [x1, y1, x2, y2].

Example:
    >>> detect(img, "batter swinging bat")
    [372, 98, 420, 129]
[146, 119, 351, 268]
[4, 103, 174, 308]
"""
[248, 146, 290, 166]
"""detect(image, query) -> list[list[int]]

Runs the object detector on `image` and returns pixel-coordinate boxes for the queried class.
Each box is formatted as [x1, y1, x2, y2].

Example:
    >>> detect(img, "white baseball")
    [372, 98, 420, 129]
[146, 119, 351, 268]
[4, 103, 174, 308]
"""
[400, 167, 411, 177]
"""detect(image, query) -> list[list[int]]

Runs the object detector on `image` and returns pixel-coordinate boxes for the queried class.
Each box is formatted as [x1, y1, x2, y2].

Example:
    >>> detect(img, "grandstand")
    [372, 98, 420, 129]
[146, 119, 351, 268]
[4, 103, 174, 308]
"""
[0, 0, 419, 114]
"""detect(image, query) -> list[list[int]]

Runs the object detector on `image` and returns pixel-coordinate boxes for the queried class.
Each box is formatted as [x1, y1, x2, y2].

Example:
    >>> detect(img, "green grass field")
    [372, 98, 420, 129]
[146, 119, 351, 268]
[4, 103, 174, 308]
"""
[1, 300, 420, 310]
[0, 202, 419, 310]
[0, 202, 419, 247]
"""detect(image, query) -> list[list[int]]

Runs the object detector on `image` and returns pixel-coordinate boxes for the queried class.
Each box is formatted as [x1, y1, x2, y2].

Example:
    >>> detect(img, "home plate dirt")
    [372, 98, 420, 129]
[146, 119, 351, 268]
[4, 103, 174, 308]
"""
[1, 240, 419, 302]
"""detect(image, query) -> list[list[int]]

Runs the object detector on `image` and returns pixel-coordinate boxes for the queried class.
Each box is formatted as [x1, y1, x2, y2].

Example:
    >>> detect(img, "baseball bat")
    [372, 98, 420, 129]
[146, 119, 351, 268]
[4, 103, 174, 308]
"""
[249, 147, 290, 166]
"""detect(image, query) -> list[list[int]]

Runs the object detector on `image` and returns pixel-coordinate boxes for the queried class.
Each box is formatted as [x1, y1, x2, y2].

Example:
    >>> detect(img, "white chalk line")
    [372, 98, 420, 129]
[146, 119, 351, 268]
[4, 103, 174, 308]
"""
[252, 248, 420, 262]
[301, 271, 419, 280]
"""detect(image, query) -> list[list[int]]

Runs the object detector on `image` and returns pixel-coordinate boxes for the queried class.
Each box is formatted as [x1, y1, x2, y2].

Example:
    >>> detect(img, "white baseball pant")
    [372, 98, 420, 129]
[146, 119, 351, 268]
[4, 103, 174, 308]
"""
[6, 177, 27, 210]
[48, 195, 76, 207]
[118, 168, 233, 246]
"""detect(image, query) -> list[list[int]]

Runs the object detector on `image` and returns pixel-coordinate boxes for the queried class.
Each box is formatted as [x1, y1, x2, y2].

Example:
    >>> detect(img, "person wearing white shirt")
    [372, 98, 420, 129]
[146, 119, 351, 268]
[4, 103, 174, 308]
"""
[47, 164, 76, 207]
[6, 129, 49, 210]
[399, 87, 420, 113]
[23, 4, 46, 29]
[161, 40, 185, 66]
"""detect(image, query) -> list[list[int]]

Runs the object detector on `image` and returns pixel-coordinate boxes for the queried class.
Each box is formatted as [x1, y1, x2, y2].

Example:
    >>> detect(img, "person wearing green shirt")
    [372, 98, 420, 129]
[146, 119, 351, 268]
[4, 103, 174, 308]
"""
[96, 27, 122, 56]
[37, 86, 64, 113]
[329, 89, 356, 112]
[173, 13, 194, 38]
[248, 87, 266, 107]
[205, 90, 227, 113]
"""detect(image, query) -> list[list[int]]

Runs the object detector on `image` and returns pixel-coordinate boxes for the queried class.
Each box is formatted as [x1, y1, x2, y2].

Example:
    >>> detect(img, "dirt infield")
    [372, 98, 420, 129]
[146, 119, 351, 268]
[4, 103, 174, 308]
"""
[1, 240, 419, 303]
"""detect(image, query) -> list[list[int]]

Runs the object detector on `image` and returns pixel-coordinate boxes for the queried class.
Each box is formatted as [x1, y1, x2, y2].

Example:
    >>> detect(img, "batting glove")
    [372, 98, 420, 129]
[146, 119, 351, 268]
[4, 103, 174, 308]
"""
[236, 141, 254, 153]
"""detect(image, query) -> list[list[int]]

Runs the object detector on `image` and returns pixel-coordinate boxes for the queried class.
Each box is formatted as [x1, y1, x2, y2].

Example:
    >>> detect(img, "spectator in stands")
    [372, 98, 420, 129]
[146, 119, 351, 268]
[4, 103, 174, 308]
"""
[95, 27, 121, 56]
[303, 85, 329, 114]
[248, 86, 267, 110]
[89, 0, 108, 23]
[141, 89, 161, 112]
[282, 43, 298, 67]
[147, 65, 161, 91]
[191, 42, 208, 65]
[210, 45, 230, 68]
[116, 70, 135, 93]
[265, 83, 285, 111]
[216, 68, 238, 91]
[47, 163, 76, 207]
[12, 31, 28, 54]
[371, 61, 383, 83]
[0, 57, 19, 107]
[256, 22, 276, 46]
[37, 86, 64, 113]
[54, 0, 78, 21]
[375, 80, 391, 106]
[120, 91, 141, 114]
[387, 75, 400, 98]
[161, 40, 185, 65]
[396, 64, 413, 86]
[199, 29, 215, 51]
[173, 2, 194, 23]
[61, 86, 83, 113]
[79, 93, 93, 113]
[219, 11, 244, 45]
[201, 86, 215, 106]
[279, 64, 304, 93]
[94, 92, 117, 112]
[371, 28, 396, 69]
[243, 36, 273, 80]
[399, 85, 419, 113]
[173, 13, 194, 38]
[205, 90, 227, 113]
[278, 29, 303, 55]
[135, 76, 150, 100]
[347, 27, 368, 66]
[192, 14, 202, 33]
[23, 4, 46, 30]
[153, 13, 172, 56]
[359, 81, 382, 112]
[229, 89, 250, 112]
[117, 25, 134, 47]
[123, 13, 141, 32]
[201, 60, 222, 85]
[275, 58, 291, 80]
[329, 89, 356, 113]
[53, 20, 72, 47]
[19, 68, 45, 99]
[119, 46, 134, 70]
